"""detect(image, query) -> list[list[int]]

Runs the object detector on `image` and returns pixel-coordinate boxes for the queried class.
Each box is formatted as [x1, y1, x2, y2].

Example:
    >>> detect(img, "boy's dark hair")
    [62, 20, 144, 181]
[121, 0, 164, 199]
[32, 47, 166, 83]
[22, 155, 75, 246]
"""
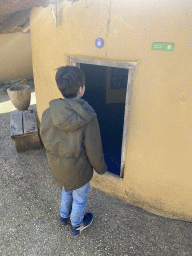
[55, 66, 85, 98]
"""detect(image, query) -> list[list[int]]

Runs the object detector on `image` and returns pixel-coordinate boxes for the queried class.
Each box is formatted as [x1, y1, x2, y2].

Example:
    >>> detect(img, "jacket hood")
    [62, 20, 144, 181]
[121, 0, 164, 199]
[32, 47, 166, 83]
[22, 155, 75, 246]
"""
[49, 98, 96, 132]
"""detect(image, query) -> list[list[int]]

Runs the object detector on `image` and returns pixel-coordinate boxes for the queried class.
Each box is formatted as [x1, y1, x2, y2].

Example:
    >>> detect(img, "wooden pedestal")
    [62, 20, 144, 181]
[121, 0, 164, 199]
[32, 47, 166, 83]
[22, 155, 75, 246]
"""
[10, 109, 42, 152]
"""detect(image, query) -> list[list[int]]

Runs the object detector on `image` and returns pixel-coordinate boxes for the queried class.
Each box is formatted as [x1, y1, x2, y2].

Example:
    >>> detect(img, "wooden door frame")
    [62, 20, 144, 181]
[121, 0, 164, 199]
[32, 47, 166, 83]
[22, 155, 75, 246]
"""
[70, 56, 137, 178]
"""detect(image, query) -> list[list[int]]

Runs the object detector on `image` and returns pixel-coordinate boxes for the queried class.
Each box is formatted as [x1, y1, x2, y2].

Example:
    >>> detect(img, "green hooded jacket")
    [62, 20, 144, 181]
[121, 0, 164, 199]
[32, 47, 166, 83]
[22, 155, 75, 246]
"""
[40, 98, 107, 191]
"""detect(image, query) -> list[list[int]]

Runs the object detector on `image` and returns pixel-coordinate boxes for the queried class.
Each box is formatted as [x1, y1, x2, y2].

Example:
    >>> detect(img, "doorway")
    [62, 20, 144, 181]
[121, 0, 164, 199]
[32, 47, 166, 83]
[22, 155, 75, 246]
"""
[81, 64, 126, 175]
[70, 57, 137, 177]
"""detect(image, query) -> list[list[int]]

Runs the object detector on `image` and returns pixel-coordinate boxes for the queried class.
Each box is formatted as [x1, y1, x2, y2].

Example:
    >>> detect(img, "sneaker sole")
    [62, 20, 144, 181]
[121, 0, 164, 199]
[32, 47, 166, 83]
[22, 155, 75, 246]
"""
[71, 216, 93, 235]
[79, 217, 93, 233]
[59, 221, 67, 225]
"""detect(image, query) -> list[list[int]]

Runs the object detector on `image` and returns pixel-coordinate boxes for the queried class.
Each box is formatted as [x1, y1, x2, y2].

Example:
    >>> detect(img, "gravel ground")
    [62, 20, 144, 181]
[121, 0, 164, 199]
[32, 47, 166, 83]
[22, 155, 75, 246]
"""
[1, 83, 192, 255]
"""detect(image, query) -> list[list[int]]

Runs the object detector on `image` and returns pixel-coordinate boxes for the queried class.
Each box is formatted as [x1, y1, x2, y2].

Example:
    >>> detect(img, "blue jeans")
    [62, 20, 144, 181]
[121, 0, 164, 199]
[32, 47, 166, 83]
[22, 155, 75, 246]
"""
[60, 182, 90, 227]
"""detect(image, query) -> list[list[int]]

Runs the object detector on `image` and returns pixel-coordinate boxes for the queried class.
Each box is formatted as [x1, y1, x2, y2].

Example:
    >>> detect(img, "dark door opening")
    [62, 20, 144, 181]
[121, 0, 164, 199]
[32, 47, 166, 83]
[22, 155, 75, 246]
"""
[80, 63, 128, 176]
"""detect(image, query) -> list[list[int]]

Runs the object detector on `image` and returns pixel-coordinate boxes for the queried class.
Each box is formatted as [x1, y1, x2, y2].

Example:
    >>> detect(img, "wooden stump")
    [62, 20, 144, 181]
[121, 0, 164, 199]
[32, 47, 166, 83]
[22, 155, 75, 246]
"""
[10, 109, 42, 152]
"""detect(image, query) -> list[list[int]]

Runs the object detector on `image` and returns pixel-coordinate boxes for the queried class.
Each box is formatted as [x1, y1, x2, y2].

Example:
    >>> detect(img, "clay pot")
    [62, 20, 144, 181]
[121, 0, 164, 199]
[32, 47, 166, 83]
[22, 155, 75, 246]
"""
[7, 85, 31, 111]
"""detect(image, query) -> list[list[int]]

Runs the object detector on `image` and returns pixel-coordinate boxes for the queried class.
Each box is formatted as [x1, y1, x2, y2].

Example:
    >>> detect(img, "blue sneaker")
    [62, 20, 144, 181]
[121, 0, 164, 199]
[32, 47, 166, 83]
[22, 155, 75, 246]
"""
[59, 216, 68, 225]
[71, 213, 93, 236]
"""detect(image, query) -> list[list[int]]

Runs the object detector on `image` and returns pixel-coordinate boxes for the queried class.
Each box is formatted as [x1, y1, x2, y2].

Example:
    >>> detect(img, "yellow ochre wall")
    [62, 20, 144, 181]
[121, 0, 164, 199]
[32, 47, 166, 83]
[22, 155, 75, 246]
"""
[0, 33, 33, 85]
[30, 0, 192, 221]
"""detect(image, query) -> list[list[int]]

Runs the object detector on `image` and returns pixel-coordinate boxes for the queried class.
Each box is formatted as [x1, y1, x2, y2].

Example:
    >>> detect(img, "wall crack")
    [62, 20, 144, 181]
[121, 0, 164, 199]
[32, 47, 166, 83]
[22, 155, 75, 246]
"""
[85, 0, 94, 8]
[105, 0, 112, 38]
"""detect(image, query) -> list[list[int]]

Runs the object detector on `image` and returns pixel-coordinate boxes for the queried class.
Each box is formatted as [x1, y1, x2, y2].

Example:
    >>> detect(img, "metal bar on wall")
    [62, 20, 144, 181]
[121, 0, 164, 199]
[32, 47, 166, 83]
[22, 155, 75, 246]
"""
[120, 68, 136, 178]
[70, 56, 137, 70]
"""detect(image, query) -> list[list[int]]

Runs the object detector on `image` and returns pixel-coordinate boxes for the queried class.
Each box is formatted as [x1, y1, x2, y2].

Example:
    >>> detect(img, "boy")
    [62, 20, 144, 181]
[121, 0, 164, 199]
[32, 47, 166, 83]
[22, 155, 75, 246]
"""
[40, 65, 107, 236]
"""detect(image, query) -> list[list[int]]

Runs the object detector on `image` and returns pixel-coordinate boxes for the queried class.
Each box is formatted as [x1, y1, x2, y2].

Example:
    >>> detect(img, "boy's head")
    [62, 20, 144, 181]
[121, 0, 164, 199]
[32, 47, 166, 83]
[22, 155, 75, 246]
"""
[55, 66, 85, 98]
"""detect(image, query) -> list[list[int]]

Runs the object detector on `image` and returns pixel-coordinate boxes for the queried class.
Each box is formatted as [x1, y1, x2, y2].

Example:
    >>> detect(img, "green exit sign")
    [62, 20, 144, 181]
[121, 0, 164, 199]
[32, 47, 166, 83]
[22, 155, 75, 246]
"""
[152, 42, 174, 51]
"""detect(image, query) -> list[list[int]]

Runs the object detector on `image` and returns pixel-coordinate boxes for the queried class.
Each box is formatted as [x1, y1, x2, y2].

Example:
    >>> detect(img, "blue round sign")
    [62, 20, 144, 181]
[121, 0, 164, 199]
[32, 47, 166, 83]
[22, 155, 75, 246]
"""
[95, 38, 104, 48]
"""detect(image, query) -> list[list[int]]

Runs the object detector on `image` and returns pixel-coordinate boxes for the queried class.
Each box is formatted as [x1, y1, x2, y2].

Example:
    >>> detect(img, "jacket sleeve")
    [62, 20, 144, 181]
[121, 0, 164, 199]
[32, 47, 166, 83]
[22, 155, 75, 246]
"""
[84, 116, 108, 174]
